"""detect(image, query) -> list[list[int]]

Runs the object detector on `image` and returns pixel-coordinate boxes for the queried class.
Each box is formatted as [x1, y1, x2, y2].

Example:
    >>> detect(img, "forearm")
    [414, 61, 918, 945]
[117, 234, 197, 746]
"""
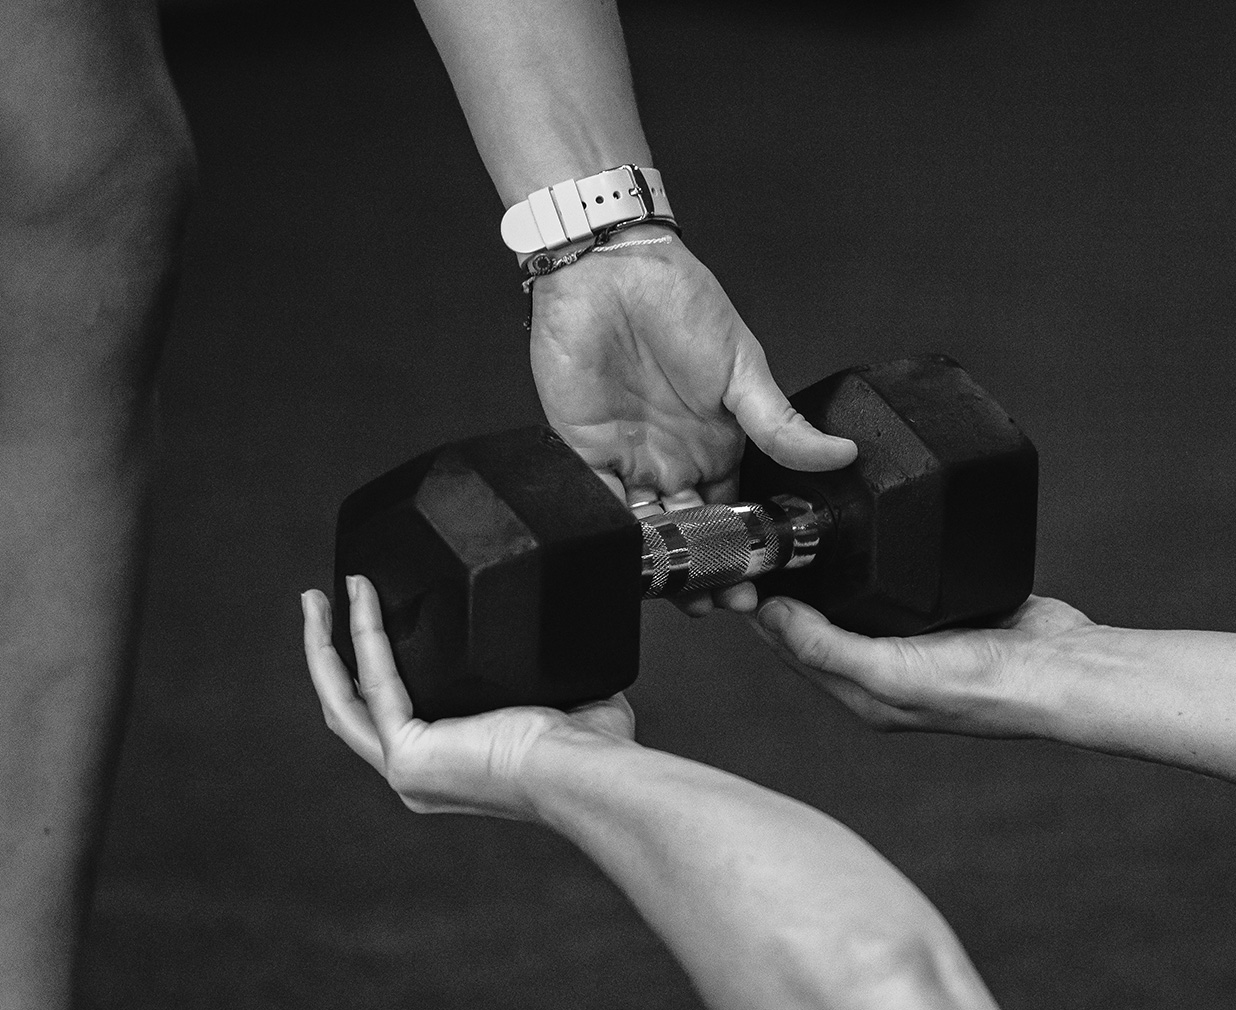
[414, 0, 651, 204]
[524, 731, 997, 1010]
[1029, 627, 1236, 782]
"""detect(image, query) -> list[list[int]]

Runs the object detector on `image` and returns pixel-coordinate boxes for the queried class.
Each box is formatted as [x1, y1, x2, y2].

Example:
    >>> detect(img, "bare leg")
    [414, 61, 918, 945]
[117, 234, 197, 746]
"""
[0, 2, 194, 1005]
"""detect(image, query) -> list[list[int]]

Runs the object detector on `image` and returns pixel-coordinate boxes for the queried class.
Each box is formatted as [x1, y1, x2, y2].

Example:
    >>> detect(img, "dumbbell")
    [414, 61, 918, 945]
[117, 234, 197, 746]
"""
[331, 355, 1037, 720]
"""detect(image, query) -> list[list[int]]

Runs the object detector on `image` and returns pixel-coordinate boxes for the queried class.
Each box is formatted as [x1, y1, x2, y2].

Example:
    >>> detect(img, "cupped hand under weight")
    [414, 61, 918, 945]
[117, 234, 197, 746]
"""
[303, 575, 635, 820]
[753, 594, 1096, 739]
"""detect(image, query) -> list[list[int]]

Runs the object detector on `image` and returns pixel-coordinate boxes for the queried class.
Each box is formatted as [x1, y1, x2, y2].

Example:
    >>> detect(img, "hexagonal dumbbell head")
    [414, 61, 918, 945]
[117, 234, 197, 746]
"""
[739, 355, 1038, 635]
[331, 426, 642, 721]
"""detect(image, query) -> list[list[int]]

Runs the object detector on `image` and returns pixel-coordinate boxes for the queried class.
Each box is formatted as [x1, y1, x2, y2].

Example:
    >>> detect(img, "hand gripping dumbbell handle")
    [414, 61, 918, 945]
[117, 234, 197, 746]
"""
[640, 494, 827, 599]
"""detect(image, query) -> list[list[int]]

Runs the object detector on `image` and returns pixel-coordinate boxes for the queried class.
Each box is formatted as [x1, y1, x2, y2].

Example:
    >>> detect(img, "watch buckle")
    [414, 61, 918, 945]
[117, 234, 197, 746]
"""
[620, 164, 655, 220]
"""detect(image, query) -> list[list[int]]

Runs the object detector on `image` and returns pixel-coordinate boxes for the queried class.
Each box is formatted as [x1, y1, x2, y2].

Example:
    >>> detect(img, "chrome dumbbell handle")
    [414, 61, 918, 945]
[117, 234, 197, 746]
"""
[639, 494, 825, 599]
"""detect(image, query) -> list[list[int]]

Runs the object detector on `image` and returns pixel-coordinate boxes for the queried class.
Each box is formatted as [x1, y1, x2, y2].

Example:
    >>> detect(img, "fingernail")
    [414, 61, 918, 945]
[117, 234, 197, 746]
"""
[829, 435, 859, 460]
[757, 599, 789, 633]
[346, 575, 359, 601]
[300, 591, 312, 618]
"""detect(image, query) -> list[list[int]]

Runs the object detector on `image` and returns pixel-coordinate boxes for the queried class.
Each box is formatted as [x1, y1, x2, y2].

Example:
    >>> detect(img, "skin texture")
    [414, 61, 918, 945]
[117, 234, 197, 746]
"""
[754, 594, 1236, 783]
[304, 576, 1000, 1010]
[0, 1, 195, 1005]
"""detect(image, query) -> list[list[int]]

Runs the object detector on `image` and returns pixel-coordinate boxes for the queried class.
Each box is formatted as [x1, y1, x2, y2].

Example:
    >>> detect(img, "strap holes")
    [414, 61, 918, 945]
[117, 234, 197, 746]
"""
[595, 195, 604, 204]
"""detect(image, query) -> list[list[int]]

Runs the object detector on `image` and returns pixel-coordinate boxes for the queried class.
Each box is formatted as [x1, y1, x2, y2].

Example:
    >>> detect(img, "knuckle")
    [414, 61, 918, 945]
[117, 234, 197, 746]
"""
[788, 628, 836, 671]
[867, 639, 925, 698]
[392, 775, 434, 815]
[320, 703, 343, 736]
[350, 624, 388, 651]
[769, 401, 806, 437]
[355, 671, 382, 699]
[776, 403, 806, 432]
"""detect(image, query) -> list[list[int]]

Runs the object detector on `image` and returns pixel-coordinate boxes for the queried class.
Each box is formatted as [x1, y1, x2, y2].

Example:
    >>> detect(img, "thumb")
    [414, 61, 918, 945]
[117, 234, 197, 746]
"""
[755, 597, 889, 681]
[725, 344, 857, 472]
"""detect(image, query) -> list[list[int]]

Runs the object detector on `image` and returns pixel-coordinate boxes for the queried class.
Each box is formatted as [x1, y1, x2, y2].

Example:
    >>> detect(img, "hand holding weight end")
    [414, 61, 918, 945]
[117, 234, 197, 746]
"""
[752, 595, 1091, 738]
[303, 575, 634, 819]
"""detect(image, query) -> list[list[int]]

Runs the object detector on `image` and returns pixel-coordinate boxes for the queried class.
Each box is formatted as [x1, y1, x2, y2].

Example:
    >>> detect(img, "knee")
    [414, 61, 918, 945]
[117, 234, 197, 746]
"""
[0, 1, 199, 317]
[2, 98, 196, 399]
[3, 138, 196, 406]
[3, 99, 198, 256]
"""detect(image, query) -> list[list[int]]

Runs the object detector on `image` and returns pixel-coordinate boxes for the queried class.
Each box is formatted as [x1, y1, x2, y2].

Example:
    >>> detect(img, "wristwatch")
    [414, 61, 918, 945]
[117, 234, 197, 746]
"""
[500, 165, 676, 261]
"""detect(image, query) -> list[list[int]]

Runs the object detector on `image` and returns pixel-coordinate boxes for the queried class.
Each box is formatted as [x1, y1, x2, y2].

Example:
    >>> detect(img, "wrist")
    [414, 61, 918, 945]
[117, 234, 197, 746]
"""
[594, 220, 681, 248]
[521, 221, 683, 295]
[503, 164, 677, 262]
[1028, 625, 1212, 761]
[519, 727, 642, 827]
[494, 147, 655, 211]
[988, 624, 1135, 744]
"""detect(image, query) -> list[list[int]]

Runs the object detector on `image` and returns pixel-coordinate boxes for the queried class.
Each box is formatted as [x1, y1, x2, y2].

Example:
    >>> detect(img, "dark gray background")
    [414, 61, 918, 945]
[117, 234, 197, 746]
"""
[81, 1, 1236, 1006]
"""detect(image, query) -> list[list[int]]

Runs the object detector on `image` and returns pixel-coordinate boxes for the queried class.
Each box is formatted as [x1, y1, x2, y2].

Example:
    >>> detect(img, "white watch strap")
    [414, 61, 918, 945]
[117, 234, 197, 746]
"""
[501, 165, 674, 256]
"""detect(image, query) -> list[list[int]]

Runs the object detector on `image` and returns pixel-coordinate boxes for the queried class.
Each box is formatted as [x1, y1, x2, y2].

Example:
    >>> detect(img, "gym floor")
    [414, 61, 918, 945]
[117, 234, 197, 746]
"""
[80, 1, 1236, 1007]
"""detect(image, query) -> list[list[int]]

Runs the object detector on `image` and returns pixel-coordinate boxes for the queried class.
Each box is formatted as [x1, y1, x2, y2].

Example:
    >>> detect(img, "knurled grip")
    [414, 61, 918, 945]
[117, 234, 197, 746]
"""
[640, 496, 822, 598]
